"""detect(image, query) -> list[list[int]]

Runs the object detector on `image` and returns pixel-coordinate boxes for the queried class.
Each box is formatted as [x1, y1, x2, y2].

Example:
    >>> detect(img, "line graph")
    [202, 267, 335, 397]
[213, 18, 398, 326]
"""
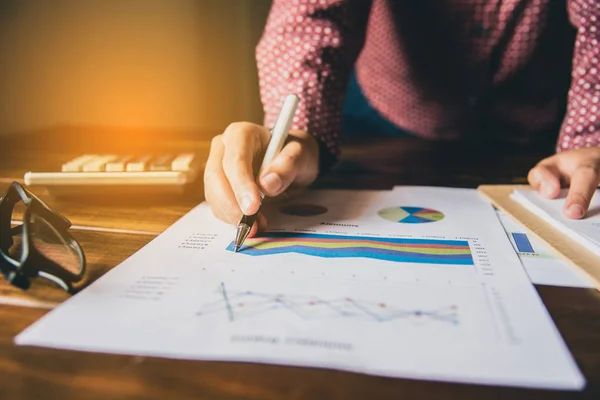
[196, 282, 459, 325]
[227, 232, 473, 265]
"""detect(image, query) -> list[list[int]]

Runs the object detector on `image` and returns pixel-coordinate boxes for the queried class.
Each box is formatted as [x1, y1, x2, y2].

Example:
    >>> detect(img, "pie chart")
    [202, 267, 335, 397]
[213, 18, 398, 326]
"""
[378, 206, 445, 224]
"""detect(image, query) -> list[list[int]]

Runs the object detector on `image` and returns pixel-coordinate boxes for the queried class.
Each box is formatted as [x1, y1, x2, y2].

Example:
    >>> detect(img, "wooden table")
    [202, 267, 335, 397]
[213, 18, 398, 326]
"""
[1, 128, 600, 399]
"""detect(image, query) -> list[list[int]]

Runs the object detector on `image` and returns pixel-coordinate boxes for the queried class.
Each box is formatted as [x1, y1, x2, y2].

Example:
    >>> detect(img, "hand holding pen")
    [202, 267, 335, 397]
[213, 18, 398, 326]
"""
[203, 94, 321, 244]
[233, 94, 299, 251]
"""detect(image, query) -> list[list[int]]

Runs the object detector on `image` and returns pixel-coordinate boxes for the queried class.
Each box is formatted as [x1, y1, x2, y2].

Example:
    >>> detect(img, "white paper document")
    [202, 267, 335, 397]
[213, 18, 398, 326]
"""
[511, 188, 600, 257]
[15, 187, 584, 389]
[495, 210, 595, 288]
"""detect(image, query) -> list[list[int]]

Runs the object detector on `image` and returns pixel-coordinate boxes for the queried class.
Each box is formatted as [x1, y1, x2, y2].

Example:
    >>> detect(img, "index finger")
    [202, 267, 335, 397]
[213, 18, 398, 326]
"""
[221, 123, 265, 215]
[528, 163, 561, 198]
[204, 135, 241, 224]
[564, 165, 600, 219]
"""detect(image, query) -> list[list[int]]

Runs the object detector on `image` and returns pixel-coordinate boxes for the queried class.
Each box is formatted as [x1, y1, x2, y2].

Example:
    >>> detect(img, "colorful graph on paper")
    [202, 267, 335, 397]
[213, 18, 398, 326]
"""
[226, 232, 473, 265]
[197, 282, 459, 325]
[508, 231, 555, 259]
[511, 233, 535, 253]
[378, 206, 445, 224]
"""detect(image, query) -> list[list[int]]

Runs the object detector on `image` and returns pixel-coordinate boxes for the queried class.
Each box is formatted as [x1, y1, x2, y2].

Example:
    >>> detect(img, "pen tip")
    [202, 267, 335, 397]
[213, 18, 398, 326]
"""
[233, 223, 251, 254]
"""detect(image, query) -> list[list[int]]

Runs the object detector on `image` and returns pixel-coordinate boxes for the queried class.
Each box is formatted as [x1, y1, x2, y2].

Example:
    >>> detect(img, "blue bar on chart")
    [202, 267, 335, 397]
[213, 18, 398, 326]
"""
[512, 233, 535, 253]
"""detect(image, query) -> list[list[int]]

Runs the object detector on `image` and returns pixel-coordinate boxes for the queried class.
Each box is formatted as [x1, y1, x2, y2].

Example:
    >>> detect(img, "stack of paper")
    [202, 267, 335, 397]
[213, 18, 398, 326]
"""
[495, 210, 595, 288]
[511, 188, 600, 257]
[14, 187, 585, 390]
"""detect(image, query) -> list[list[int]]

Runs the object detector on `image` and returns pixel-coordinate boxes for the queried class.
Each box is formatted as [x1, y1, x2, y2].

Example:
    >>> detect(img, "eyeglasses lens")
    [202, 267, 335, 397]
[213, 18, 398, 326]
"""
[30, 213, 82, 276]
[6, 233, 24, 263]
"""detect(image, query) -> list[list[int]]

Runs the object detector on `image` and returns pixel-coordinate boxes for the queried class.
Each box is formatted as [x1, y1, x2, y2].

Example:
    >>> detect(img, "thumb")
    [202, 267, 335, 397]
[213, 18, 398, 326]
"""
[528, 164, 561, 198]
[258, 140, 303, 197]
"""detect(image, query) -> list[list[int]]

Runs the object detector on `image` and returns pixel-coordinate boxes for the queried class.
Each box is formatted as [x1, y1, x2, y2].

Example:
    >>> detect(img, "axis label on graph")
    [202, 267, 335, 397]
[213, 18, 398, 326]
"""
[378, 206, 445, 224]
[226, 232, 473, 265]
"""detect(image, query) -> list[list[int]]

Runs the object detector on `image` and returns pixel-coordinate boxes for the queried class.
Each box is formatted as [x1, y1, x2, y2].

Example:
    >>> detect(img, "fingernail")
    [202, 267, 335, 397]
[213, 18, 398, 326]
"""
[261, 173, 282, 195]
[567, 204, 585, 219]
[241, 194, 253, 214]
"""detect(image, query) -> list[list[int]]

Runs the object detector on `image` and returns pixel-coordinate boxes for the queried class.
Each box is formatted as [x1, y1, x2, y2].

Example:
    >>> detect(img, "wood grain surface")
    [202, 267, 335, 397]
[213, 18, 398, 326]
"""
[0, 230, 154, 309]
[1, 128, 599, 399]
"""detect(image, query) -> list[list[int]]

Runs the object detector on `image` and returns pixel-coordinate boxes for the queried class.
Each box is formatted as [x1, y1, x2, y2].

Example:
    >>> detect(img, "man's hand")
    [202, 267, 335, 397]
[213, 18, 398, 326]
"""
[528, 147, 600, 219]
[203, 123, 320, 235]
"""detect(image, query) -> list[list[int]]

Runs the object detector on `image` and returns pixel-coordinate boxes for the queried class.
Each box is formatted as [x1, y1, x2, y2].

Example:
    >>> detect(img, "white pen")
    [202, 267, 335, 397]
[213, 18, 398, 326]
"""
[233, 93, 299, 252]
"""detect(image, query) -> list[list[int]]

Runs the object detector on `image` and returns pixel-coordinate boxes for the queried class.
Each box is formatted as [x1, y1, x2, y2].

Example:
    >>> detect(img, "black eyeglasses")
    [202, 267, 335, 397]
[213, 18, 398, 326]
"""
[0, 182, 86, 293]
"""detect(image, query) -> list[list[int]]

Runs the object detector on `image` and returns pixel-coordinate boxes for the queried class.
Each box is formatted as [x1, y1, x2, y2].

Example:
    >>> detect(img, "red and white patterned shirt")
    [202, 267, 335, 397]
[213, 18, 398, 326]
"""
[256, 0, 600, 165]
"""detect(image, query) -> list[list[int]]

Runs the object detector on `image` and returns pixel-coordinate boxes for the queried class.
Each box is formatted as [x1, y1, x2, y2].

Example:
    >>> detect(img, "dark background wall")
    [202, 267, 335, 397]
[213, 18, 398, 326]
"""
[0, 0, 272, 137]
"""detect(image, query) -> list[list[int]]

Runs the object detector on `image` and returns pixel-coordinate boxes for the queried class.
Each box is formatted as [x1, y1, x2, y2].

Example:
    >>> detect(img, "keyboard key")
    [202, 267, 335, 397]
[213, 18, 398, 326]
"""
[126, 155, 154, 172]
[61, 155, 97, 172]
[149, 154, 175, 171]
[105, 155, 135, 172]
[82, 155, 118, 172]
[171, 154, 195, 171]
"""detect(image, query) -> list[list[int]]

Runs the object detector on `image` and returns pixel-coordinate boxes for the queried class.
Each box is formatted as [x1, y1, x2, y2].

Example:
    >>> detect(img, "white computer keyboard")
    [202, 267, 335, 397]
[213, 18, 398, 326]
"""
[24, 153, 204, 190]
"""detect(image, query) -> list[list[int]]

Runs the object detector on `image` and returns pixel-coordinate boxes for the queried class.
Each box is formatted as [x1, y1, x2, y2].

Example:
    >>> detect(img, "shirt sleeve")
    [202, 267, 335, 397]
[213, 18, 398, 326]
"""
[558, 0, 600, 152]
[255, 0, 371, 171]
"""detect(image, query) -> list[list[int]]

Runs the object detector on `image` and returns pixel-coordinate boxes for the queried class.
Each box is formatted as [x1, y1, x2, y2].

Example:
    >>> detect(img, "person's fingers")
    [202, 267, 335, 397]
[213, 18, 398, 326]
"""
[204, 135, 242, 225]
[211, 203, 239, 226]
[528, 163, 561, 198]
[256, 212, 268, 231]
[564, 165, 600, 219]
[258, 140, 303, 197]
[246, 213, 267, 238]
[221, 123, 265, 216]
